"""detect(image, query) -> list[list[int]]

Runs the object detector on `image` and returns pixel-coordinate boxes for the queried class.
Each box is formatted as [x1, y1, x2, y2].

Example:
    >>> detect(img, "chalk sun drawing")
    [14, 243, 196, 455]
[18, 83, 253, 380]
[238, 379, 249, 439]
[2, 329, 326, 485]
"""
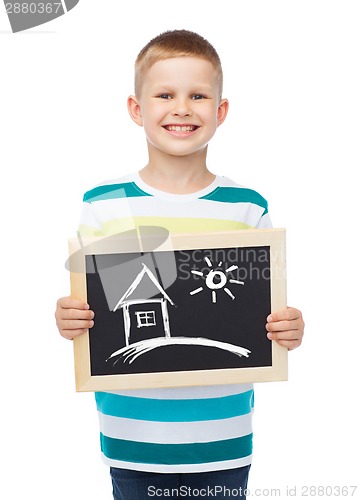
[190, 257, 244, 303]
[108, 261, 250, 365]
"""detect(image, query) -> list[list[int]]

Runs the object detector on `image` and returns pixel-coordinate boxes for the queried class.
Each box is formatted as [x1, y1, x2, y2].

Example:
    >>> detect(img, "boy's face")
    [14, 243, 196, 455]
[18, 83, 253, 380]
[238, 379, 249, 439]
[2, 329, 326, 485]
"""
[128, 57, 228, 159]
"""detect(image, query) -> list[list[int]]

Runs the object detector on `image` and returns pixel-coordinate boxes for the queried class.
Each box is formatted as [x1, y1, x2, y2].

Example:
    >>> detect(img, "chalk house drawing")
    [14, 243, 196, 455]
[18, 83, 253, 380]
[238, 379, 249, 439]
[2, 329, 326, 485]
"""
[113, 263, 175, 346]
[107, 260, 251, 365]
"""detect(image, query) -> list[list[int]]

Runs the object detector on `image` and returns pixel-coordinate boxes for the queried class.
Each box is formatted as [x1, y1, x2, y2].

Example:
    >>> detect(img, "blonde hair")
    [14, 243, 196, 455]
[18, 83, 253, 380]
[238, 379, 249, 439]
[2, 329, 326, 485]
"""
[134, 29, 223, 97]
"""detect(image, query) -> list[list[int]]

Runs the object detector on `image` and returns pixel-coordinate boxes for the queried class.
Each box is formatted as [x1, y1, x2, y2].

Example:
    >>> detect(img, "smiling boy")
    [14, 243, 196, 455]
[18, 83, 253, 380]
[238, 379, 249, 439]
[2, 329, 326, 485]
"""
[55, 30, 304, 499]
[128, 55, 227, 184]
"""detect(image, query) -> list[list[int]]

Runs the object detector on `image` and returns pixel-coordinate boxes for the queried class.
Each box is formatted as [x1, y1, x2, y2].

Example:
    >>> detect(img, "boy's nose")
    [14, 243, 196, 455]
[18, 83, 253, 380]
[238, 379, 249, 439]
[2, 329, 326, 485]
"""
[171, 99, 192, 117]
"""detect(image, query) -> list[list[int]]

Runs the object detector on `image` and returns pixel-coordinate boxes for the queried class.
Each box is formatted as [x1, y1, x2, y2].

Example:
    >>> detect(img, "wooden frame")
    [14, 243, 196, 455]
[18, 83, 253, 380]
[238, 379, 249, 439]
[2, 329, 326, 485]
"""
[69, 228, 287, 391]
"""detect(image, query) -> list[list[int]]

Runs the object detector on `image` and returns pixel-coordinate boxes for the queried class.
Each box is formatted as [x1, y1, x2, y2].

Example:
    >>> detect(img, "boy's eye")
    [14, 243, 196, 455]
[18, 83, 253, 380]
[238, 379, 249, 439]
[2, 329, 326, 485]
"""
[156, 93, 206, 100]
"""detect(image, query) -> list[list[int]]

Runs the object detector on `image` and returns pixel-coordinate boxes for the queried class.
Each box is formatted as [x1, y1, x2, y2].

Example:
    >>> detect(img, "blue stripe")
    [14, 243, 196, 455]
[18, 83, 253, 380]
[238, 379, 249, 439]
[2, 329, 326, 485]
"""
[200, 187, 268, 215]
[100, 433, 253, 465]
[83, 182, 152, 203]
[95, 390, 254, 422]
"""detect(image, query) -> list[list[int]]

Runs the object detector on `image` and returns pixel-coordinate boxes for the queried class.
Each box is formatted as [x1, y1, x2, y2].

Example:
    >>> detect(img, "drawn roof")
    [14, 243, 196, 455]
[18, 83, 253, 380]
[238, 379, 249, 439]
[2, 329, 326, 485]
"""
[113, 263, 174, 312]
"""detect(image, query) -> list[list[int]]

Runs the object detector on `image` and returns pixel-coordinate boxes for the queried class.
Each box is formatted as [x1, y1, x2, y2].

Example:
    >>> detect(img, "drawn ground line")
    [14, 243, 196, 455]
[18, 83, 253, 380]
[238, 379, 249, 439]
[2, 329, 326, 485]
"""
[107, 337, 251, 365]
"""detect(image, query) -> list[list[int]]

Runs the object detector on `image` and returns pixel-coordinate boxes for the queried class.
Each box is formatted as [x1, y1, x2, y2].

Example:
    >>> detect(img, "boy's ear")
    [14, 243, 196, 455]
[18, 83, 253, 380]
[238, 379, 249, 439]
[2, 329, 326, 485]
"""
[217, 98, 229, 126]
[127, 95, 143, 126]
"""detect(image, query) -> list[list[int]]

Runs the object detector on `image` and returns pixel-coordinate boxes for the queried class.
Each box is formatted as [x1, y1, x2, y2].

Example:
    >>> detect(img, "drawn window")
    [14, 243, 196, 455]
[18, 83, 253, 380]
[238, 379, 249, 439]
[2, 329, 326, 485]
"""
[135, 311, 156, 328]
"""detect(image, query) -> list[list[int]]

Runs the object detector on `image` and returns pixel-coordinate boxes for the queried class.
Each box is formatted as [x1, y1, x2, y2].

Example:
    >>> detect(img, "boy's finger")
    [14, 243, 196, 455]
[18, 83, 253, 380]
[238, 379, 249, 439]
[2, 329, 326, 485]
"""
[63, 319, 94, 331]
[266, 306, 301, 323]
[267, 329, 299, 341]
[57, 296, 90, 310]
[57, 319, 94, 338]
[60, 308, 94, 320]
[265, 319, 301, 333]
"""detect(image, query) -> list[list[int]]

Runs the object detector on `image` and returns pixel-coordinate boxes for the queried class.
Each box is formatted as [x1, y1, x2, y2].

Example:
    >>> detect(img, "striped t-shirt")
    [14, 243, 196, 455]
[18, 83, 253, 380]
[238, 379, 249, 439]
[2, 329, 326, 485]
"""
[78, 171, 272, 473]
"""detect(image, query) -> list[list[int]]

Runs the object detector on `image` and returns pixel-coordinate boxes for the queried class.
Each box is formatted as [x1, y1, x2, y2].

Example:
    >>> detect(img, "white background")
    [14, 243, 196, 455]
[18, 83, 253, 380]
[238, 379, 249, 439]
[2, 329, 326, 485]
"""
[1, 1, 357, 498]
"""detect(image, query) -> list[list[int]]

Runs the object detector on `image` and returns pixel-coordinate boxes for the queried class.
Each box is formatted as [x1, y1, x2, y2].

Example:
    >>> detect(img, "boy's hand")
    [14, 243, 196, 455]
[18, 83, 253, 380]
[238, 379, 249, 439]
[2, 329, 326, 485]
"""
[55, 296, 94, 340]
[266, 307, 304, 350]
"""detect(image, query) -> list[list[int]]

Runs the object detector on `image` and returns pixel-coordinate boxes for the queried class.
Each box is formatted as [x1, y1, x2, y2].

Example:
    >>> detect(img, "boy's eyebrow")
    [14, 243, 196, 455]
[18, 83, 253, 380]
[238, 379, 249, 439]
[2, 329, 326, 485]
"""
[151, 84, 215, 93]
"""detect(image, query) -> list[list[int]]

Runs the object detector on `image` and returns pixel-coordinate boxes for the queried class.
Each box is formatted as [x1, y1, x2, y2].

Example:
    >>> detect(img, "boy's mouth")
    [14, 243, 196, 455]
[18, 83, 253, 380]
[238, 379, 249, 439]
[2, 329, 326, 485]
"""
[163, 124, 199, 133]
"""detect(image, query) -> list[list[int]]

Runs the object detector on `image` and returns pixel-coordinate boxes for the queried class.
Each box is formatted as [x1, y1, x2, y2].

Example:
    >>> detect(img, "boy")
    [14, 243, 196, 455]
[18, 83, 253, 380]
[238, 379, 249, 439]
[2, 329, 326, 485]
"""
[55, 30, 304, 499]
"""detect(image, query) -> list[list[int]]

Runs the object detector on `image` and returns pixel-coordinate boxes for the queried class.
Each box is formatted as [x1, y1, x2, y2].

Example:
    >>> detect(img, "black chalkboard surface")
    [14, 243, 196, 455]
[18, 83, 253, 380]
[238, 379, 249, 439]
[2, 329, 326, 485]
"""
[69, 228, 287, 391]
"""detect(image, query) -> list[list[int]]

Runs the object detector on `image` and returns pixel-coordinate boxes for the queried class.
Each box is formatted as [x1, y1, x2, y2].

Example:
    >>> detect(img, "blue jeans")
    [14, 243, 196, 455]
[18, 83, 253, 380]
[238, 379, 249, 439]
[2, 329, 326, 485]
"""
[110, 465, 251, 499]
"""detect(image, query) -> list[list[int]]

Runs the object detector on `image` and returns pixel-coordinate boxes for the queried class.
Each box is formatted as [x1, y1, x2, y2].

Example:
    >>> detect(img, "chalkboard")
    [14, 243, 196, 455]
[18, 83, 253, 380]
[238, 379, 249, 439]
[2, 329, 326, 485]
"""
[69, 228, 287, 391]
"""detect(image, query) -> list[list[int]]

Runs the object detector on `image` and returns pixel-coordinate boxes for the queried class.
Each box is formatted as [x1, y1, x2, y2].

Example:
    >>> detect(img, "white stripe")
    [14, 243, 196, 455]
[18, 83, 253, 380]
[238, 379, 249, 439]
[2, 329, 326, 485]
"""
[87, 198, 136, 224]
[100, 453, 252, 473]
[98, 412, 253, 444]
[79, 202, 103, 231]
[130, 197, 265, 223]
[84, 196, 265, 226]
[105, 383, 253, 400]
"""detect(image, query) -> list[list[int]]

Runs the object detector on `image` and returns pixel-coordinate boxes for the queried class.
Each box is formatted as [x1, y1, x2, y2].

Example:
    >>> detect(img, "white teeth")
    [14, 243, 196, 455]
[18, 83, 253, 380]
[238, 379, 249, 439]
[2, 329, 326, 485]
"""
[166, 125, 196, 132]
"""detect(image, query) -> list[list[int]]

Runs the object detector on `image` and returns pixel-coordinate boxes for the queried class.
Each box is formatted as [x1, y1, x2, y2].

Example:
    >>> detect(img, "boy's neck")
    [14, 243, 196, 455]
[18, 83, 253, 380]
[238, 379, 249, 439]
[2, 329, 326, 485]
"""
[139, 146, 216, 194]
